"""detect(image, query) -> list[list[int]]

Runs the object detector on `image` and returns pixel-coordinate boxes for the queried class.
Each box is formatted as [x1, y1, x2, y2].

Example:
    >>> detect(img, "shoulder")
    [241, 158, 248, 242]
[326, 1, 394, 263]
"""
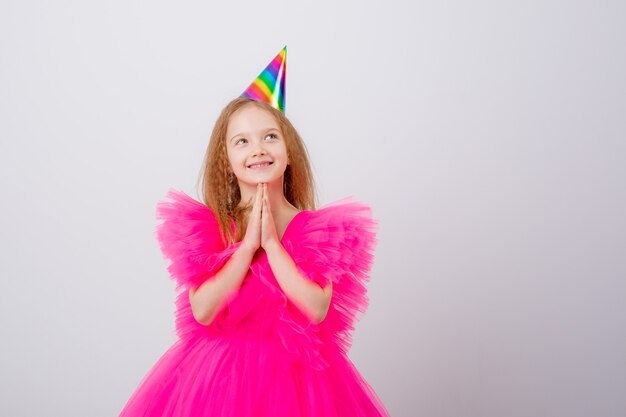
[155, 188, 227, 254]
[155, 188, 229, 237]
[288, 196, 378, 247]
[303, 196, 377, 229]
[155, 188, 241, 291]
[156, 188, 217, 221]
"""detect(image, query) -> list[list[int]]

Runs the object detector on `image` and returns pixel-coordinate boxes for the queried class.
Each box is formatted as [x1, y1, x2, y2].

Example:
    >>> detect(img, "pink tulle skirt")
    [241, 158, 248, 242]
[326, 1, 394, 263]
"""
[119, 333, 389, 417]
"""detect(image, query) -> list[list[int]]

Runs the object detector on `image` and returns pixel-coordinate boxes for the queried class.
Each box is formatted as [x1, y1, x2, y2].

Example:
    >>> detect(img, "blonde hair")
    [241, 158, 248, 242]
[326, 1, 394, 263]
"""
[196, 97, 317, 245]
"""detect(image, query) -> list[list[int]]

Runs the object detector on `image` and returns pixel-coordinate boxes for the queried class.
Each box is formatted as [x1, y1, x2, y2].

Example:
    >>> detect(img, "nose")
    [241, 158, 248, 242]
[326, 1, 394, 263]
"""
[250, 138, 267, 156]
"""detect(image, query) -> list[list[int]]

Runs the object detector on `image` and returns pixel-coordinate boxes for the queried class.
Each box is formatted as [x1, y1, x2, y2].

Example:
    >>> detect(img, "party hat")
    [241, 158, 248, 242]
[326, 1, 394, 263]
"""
[241, 46, 287, 112]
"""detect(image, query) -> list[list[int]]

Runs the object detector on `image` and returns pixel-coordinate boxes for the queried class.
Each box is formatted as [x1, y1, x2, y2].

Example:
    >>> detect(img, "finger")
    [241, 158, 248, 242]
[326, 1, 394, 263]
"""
[254, 183, 262, 211]
[261, 192, 267, 224]
[262, 187, 271, 226]
[262, 189, 267, 210]
[262, 183, 267, 208]
[251, 182, 261, 205]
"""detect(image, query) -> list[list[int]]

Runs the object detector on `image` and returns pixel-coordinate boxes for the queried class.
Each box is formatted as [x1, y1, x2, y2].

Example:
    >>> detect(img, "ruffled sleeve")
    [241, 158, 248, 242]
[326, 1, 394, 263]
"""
[282, 197, 379, 355]
[155, 188, 242, 292]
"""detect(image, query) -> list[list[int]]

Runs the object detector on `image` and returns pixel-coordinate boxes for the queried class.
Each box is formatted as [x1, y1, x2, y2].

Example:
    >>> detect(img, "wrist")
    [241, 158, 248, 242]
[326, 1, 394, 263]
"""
[238, 241, 258, 257]
[263, 239, 283, 256]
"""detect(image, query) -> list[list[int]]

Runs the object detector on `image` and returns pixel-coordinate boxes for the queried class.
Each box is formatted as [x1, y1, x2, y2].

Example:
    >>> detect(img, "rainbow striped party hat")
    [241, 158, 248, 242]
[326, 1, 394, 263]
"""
[241, 46, 287, 112]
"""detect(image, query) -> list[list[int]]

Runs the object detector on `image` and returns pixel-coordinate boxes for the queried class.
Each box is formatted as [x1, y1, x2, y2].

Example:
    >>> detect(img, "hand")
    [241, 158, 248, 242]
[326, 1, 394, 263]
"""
[242, 183, 262, 252]
[261, 183, 280, 250]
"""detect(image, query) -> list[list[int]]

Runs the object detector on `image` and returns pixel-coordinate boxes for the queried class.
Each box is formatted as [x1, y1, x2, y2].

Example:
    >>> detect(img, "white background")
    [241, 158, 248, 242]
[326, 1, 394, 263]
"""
[1, 1, 625, 416]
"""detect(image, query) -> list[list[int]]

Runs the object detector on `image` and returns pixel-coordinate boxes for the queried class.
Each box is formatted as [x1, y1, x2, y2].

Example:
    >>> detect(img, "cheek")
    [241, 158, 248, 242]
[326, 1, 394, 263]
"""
[226, 151, 243, 168]
[278, 145, 289, 161]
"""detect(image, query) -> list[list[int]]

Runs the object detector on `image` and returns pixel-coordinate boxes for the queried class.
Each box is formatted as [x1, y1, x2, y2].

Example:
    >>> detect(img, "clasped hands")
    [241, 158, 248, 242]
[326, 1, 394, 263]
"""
[242, 183, 281, 253]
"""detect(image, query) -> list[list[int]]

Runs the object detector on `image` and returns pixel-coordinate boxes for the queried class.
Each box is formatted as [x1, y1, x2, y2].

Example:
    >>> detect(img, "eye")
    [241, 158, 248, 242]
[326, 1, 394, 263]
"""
[235, 138, 247, 145]
[265, 133, 278, 140]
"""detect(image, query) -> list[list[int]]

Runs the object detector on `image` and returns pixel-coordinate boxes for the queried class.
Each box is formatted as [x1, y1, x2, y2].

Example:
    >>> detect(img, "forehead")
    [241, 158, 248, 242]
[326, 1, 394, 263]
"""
[226, 104, 279, 136]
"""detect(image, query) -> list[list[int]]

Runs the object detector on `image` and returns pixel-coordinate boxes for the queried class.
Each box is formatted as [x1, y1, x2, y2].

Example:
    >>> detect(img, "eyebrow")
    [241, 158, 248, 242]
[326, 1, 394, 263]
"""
[229, 127, 280, 143]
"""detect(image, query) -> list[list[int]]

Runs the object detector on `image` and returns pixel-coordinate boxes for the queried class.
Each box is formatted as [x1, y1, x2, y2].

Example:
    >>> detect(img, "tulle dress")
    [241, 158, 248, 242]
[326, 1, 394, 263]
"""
[119, 189, 390, 417]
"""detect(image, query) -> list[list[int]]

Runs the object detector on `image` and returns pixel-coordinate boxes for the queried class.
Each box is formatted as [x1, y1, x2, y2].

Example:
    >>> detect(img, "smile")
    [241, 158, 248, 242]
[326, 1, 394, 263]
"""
[247, 162, 273, 169]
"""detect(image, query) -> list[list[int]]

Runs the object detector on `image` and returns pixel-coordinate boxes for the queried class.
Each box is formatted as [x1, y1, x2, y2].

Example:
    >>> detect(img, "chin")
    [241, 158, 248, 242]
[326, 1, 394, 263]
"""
[240, 173, 284, 186]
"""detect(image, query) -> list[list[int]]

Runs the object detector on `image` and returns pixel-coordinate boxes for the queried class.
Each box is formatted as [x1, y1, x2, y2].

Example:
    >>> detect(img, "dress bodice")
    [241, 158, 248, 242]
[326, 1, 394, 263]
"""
[155, 189, 378, 369]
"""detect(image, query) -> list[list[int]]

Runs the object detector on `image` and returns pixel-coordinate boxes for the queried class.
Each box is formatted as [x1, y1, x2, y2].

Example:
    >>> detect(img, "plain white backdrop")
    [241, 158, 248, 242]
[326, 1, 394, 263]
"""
[1, 1, 625, 416]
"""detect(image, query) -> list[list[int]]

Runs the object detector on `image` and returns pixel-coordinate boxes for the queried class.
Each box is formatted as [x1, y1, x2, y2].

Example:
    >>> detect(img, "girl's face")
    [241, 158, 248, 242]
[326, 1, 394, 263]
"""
[225, 103, 289, 188]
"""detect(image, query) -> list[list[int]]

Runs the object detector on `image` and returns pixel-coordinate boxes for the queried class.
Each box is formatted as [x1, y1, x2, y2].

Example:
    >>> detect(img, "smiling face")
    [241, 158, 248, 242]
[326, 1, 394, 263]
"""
[225, 103, 289, 188]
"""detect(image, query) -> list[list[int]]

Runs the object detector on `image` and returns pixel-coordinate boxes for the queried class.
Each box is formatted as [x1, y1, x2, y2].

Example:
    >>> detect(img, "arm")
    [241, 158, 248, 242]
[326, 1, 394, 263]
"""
[264, 241, 333, 324]
[189, 243, 256, 326]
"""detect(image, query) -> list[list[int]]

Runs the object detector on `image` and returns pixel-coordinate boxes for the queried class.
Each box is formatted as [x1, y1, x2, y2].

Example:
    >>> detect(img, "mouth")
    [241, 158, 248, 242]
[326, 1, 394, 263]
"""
[247, 161, 274, 169]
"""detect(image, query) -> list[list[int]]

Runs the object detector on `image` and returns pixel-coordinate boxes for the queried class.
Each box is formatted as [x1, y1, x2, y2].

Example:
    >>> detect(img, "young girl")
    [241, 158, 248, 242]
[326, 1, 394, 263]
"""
[119, 47, 390, 417]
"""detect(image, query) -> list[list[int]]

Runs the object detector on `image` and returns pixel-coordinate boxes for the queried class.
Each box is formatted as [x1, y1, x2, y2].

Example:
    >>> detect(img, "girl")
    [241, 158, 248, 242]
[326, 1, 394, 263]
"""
[119, 48, 390, 417]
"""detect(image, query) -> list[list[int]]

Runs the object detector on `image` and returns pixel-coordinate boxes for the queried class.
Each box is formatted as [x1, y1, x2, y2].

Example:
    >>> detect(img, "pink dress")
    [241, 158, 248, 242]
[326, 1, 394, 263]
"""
[119, 189, 390, 417]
